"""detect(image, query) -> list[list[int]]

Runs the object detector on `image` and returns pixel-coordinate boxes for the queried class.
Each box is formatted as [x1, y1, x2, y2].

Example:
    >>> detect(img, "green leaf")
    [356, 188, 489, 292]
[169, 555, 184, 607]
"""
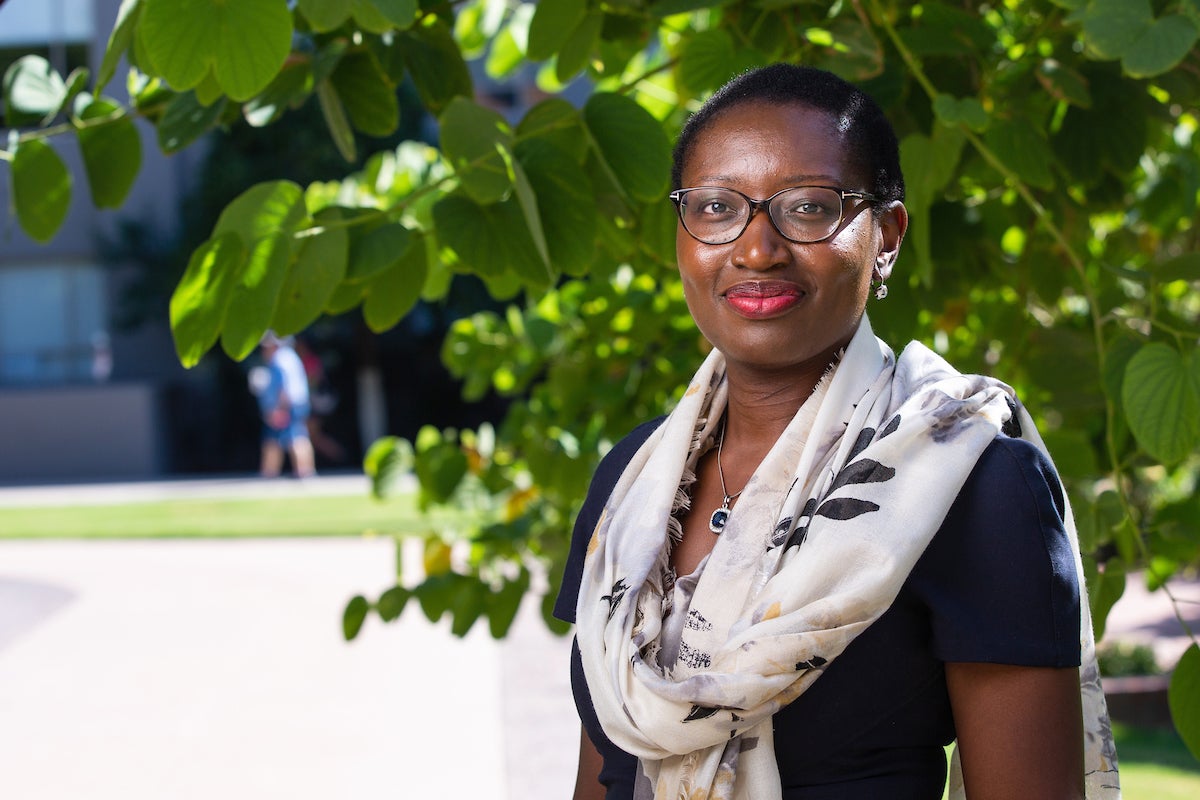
[73, 95, 142, 209]
[1122, 343, 1200, 463]
[516, 98, 587, 162]
[57, 68, 92, 120]
[220, 232, 294, 360]
[488, 570, 530, 638]
[1039, 428, 1099, 480]
[439, 97, 514, 204]
[272, 208, 349, 335]
[527, 0, 587, 61]
[677, 29, 737, 97]
[348, 222, 411, 282]
[583, 92, 671, 203]
[193, 68, 224, 106]
[415, 439, 469, 504]
[343, 594, 369, 640]
[244, 61, 313, 127]
[898, 2, 996, 56]
[511, 158, 552, 273]
[363, 435, 415, 498]
[213, 180, 308, 244]
[515, 137, 597, 277]
[433, 193, 547, 287]
[899, 126, 963, 283]
[449, 577, 489, 637]
[932, 93, 990, 132]
[555, 12, 602, 84]
[157, 91, 226, 153]
[1052, 69, 1148, 182]
[414, 573, 455, 622]
[1084, 556, 1125, 642]
[984, 119, 1055, 190]
[1151, 252, 1200, 283]
[1082, 0, 1153, 60]
[97, 0, 143, 90]
[1035, 59, 1092, 108]
[140, 0, 292, 102]
[1169, 644, 1200, 760]
[298, 0, 353, 31]
[650, 0, 730, 15]
[808, 18, 884, 82]
[1122, 14, 1200, 78]
[375, 585, 410, 622]
[10, 139, 72, 243]
[169, 233, 247, 367]
[316, 79, 356, 162]
[359, 0, 417, 29]
[400, 19, 473, 115]
[330, 50, 399, 137]
[312, 39, 348, 85]
[486, 23, 525, 80]
[363, 234, 428, 332]
[3, 56, 66, 127]
[1102, 334, 1141, 438]
[324, 280, 365, 314]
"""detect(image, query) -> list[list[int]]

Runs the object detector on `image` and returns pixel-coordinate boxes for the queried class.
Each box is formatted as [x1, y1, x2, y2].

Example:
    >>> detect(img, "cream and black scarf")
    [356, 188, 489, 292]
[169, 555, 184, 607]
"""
[576, 317, 1119, 799]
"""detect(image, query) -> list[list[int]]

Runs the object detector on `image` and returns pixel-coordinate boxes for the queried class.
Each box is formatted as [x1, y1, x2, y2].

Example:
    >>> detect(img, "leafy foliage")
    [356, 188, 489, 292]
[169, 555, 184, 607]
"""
[3, 0, 1199, 751]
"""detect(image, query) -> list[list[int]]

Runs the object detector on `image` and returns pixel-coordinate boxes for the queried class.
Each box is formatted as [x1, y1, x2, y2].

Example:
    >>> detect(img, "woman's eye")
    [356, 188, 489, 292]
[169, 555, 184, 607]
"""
[790, 201, 826, 216]
[702, 201, 731, 215]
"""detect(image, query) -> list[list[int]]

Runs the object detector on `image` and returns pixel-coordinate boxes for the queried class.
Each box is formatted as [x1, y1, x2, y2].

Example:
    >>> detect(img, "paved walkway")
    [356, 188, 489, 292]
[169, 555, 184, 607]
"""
[0, 474, 1196, 799]
[0, 475, 576, 800]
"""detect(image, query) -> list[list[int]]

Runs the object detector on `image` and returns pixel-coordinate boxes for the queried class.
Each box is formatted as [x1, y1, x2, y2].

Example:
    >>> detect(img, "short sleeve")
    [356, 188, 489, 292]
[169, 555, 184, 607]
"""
[553, 418, 665, 624]
[909, 436, 1081, 667]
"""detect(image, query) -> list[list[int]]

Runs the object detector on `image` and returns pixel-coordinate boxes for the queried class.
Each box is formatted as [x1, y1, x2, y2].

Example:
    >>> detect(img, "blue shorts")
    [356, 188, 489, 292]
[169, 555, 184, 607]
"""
[262, 403, 311, 447]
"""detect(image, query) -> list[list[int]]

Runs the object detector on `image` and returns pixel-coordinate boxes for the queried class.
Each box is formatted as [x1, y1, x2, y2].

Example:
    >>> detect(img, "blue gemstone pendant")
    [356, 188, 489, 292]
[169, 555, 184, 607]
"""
[709, 497, 733, 534]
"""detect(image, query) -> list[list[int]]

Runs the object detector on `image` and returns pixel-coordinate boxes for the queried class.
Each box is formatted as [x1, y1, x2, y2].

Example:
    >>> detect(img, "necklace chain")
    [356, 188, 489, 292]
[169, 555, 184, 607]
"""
[709, 417, 744, 534]
[716, 417, 743, 504]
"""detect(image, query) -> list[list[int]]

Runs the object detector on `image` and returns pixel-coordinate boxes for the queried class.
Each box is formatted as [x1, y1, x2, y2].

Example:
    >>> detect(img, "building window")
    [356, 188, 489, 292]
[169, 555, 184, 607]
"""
[0, 0, 94, 127]
[0, 263, 107, 384]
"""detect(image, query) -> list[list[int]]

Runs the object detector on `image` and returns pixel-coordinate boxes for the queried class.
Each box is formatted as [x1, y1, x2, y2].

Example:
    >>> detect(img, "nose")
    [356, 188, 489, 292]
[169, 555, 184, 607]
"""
[731, 207, 789, 271]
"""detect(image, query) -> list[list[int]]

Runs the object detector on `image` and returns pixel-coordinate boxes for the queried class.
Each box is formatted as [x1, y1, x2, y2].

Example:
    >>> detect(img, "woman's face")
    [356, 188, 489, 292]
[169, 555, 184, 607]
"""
[676, 100, 906, 375]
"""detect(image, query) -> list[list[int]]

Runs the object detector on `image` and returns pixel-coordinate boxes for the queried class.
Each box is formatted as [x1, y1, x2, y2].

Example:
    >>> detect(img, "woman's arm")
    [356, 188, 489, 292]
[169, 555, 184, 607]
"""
[572, 725, 607, 800]
[946, 662, 1084, 800]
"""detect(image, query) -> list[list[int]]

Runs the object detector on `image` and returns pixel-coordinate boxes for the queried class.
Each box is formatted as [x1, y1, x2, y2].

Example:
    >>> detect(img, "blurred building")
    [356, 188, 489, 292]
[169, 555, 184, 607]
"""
[0, 0, 538, 485]
[0, 0, 210, 483]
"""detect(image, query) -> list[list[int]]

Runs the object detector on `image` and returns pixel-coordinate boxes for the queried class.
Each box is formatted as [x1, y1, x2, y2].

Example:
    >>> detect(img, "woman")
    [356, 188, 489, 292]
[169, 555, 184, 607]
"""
[554, 65, 1119, 799]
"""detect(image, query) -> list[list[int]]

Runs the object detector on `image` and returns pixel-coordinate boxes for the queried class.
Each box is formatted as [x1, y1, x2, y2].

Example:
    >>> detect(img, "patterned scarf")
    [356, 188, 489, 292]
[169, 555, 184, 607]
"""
[576, 317, 1119, 799]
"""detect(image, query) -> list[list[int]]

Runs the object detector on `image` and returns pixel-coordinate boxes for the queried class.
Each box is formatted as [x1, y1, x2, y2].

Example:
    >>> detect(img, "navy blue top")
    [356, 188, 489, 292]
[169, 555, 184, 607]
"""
[554, 419, 1081, 799]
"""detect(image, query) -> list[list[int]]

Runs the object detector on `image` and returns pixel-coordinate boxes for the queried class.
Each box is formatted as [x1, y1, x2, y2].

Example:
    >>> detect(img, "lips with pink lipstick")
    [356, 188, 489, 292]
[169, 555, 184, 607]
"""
[723, 281, 805, 318]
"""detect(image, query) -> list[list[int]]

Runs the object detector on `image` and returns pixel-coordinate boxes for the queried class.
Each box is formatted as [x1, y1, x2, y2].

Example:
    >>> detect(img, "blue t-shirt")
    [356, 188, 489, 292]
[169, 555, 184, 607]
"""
[554, 420, 1081, 799]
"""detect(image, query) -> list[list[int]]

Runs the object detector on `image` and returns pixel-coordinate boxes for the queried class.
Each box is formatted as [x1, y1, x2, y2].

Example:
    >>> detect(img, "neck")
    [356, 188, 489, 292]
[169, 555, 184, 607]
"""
[720, 351, 838, 451]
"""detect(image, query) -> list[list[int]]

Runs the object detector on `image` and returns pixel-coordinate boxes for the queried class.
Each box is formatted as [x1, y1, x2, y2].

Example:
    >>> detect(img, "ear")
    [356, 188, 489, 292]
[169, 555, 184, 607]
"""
[874, 201, 908, 282]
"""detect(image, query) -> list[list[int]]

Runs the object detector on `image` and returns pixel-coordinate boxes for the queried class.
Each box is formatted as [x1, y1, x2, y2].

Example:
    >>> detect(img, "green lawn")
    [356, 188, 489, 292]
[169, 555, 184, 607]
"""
[1111, 723, 1200, 799]
[0, 492, 452, 539]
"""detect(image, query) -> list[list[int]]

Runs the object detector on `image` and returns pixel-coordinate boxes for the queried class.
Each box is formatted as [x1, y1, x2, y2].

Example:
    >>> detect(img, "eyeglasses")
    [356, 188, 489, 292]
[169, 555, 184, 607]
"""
[668, 185, 878, 245]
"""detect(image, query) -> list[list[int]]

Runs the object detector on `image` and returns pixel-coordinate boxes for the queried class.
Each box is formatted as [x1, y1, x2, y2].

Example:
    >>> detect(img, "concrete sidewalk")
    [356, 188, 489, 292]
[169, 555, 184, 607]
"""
[0, 473, 578, 799]
[0, 474, 1196, 799]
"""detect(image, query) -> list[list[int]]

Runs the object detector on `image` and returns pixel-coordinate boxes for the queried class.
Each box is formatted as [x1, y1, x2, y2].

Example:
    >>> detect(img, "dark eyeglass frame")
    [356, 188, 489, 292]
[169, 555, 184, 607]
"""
[668, 185, 880, 245]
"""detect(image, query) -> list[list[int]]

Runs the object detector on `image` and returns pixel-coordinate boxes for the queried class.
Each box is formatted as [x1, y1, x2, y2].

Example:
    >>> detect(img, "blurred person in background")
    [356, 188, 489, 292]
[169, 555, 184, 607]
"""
[251, 332, 316, 478]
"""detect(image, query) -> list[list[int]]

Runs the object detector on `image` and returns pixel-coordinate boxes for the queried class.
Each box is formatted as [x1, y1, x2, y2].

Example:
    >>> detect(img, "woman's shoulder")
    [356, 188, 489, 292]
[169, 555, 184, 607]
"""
[911, 433, 1081, 666]
[957, 434, 1067, 526]
[591, 416, 667, 492]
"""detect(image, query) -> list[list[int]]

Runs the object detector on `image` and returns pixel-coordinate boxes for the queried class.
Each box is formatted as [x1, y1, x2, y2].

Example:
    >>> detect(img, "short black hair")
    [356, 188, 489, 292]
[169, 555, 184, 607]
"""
[671, 64, 904, 205]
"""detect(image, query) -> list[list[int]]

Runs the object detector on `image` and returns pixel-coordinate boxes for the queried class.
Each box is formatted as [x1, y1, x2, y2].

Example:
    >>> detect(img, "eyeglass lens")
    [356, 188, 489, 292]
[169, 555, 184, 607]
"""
[676, 186, 847, 244]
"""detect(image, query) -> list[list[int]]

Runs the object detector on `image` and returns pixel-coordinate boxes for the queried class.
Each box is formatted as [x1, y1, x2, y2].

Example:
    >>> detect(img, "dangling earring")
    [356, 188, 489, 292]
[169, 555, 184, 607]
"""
[872, 265, 889, 300]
